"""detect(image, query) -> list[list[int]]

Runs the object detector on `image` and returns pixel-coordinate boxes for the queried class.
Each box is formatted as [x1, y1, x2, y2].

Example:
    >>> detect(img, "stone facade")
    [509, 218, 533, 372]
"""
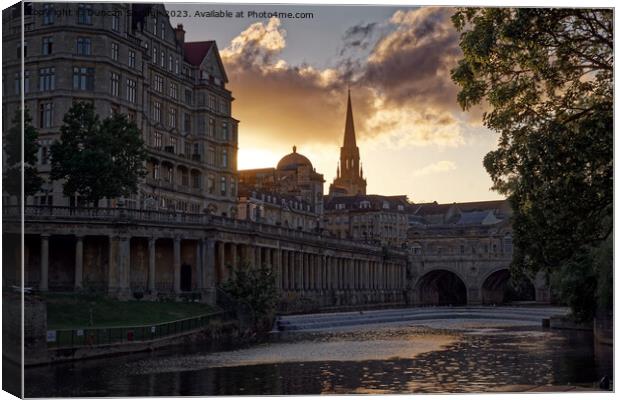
[237, 189, 319, 232]
[323, 195, 410, 247]
[2, 3, 238, 216]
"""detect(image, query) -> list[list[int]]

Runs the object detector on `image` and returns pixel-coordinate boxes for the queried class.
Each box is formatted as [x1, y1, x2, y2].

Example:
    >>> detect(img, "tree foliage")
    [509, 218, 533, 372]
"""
[3, 109, 43, 199]
[50, 102, 147, 206]
[451, 8, 612, 318]
[221, 262, 278, 323]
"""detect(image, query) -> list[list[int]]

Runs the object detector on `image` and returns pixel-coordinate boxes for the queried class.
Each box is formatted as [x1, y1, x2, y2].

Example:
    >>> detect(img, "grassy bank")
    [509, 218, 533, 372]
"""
[42, 293, 215, 329]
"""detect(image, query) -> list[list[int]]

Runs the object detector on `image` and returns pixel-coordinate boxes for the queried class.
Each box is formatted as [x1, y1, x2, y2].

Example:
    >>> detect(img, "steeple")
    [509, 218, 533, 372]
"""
[343, 88, 357, 148]
[329, 89, 367, 197]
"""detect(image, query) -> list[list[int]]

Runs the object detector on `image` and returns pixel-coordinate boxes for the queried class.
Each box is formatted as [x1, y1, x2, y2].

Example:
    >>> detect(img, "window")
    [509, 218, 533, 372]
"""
[126, 79, 136, 103]
[221, 122, 228, 140]
[42, 4, 55, 25]
[128, 50, 136, 68]
[153, 47, 157, 63]
[184, 113, 191, 133]
[39, 67, 55, 91]
[209, 95, 215, 110]
[72, 67, 94, 90]
[208, 146, 215, 165]
[153, 75, 163, 92]
[208, 118, 215, 137]
[111, 14, 120, 31]
[230, 178, 236, 196]
[168, 55, 173, 71]
[110, 72, 119, 96]
[184, 142, 192, 157]
[153, 131, 162, 148]
[208, 175, 215, 194]
[152, 18, 157, 36]
[39, 102, 53, 128]
[169, 83, 177, 99]
[153, 101, 161, 122]
[175, 59, 179, 74]
[14, 70, 30, 94]
[169, 108, 177, 128]
[220, 176, 227, 196]
[42, 36, 53, 55]
[76, 37, 91, 55]
[160, 22, 165, 39]
[40, 141, 50, 165]
[77, 4, 92, 25]
[221, 149, 228, 168]
[17, 41, 28, 58]
[152, 163, 160, 179]
[169, 136, 177, 152]
[111, 43, 119, 61]
[160, 50, 165, 68]
[504, 235, 513, 254]
[184, 89, 192, 104]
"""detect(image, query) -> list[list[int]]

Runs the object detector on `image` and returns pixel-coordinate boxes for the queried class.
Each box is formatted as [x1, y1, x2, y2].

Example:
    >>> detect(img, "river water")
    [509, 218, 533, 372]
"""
[24, 317, 612, 396]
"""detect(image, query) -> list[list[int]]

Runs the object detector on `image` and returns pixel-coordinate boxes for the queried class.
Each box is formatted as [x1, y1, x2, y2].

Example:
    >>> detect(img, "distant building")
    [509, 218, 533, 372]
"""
[238, 146, 325, 215]
[328, 90, 367, 197]
[237, 188, 319, 232]
[324, 194, 411, 247]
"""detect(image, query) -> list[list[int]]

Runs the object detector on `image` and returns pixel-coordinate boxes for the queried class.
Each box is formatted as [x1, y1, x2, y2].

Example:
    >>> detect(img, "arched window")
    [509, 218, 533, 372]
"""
[503, 234, 513, 254]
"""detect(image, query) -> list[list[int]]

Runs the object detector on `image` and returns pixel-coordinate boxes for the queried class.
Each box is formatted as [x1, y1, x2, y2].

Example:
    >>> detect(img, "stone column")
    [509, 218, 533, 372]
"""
[218, 242, 226, 282]
[118, 236, 131, 294]
[39, 234, 49, 291]
[202, 238, 216, 305]
[74, 235, 84, 290]
[266, 247, 272, 268]
[148, 237, 156, 293]
[231, 243, 238, 271]
[196, 239, 203, 289]
[282, 250, 289, 290]
[204, 238, 216, 288]
[108, 236, 117, 293]
[173, 236, 181, 293]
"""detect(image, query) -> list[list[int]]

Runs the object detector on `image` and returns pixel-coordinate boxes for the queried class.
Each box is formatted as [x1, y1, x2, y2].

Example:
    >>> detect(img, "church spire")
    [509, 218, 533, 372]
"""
[343, 88, 357, 148]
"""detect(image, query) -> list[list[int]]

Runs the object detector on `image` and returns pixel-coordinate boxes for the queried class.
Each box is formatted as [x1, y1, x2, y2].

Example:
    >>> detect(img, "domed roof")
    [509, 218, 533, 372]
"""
[277, 146, 313, 170]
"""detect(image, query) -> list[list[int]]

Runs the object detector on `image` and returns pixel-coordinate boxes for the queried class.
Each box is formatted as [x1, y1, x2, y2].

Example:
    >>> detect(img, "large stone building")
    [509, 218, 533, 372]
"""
[238, 146, 325, 215]
[328, 90, 367, 197]
[324, 194, 410, 247]
[2, 3, 238, 216]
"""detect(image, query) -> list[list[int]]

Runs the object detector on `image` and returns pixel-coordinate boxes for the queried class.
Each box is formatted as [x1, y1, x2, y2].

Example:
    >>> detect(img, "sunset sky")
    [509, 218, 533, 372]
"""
[171, 4, 504, 203]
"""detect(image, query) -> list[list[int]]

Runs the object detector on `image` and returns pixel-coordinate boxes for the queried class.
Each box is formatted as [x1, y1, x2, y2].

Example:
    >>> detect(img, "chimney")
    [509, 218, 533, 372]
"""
[175, 24, 185, 45]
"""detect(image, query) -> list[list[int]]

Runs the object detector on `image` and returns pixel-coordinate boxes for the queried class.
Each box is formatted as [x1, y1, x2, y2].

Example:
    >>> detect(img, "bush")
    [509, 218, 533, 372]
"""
[220, 262, 278, 328]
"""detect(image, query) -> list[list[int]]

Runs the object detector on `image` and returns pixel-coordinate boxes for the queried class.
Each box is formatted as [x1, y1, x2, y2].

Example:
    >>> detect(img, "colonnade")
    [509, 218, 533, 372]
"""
[31, 234, 408, 305]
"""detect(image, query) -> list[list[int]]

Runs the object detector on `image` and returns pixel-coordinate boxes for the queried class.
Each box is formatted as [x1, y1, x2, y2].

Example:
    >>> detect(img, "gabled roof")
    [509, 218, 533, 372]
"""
[183, 41, 229, 83]
[183, 41, 214, 65]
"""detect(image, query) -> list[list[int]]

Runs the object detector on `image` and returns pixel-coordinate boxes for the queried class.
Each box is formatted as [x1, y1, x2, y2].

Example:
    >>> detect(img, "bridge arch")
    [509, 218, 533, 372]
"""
[415, 269, 467, 306]
[480, 268, 535, 304]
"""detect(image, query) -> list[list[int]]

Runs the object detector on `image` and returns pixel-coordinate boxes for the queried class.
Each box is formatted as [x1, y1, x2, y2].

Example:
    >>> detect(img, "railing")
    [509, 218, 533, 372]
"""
[46, 311, 226, 349]
[6, 205, 405, 255]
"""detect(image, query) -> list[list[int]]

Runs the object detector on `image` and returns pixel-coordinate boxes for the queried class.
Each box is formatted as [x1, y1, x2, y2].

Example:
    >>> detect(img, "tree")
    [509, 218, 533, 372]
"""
[3, 108, 43, 200]
[451, 9, 612, 320]
[220, 262, 278, 329]
[50, 102, 147, 207]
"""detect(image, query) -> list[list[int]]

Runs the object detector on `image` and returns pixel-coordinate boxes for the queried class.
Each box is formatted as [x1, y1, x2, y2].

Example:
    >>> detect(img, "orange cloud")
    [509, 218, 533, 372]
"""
[222, 8, 475, 150]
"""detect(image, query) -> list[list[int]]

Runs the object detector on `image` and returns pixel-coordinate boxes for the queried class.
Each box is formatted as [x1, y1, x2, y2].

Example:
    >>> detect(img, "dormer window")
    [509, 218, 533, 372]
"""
[382, 201, 390, 209]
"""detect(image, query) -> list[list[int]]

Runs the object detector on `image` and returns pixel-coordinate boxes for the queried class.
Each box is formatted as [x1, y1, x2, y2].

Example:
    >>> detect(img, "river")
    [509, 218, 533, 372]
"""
[24, 308, 613, 396]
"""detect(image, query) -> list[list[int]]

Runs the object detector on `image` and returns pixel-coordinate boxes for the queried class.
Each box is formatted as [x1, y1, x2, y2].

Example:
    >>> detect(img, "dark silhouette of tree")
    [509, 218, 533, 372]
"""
[451, 8, 612, 320]
[50, 102, 147, 207]
[3, 109, 43, 201]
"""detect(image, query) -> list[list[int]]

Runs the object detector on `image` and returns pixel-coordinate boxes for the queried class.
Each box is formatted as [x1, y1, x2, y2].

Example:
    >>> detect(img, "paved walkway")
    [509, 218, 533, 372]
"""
[276, 306, 569, 331]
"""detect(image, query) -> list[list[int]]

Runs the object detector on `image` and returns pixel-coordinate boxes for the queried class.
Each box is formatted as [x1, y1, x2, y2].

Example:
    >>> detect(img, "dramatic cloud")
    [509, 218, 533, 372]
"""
[221, 8, 478, 150]
[412, 160, 457, 177]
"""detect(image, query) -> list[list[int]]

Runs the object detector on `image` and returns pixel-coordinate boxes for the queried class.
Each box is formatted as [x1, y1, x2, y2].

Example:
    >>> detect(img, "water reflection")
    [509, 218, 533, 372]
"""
[25, 324, 612, 396]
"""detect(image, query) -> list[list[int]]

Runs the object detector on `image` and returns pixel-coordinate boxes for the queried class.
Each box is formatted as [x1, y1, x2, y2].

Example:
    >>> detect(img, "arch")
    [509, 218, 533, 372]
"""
[415, 269, 467, 306]
[481, 268, 535, 304]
